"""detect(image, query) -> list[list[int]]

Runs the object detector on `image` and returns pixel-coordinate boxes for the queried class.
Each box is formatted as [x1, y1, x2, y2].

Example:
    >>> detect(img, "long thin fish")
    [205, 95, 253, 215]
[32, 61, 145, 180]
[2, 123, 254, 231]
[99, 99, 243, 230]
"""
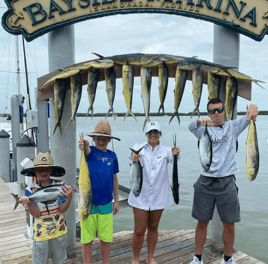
[53, 78, 69, 135]
[122, 64, 136, 120]
[87, 68, 100, 118]
[199, 125, 213, 172]
[129, 147, 144, 197]
[191, 67, 204, 118]
[171, 134, 179, 204]
[225, 76, 238, 121]
[207, 71, 222, 100]
[78, 134, 93, 221]
[69, 59, 114, 71]
[158, 62, 169, 114]
[246, 120, 259, 182]
[104, 66, 116, 118]
[141, 67, 152, 130]
[169, 67, 187, 124]
[66, 73, 82, 128]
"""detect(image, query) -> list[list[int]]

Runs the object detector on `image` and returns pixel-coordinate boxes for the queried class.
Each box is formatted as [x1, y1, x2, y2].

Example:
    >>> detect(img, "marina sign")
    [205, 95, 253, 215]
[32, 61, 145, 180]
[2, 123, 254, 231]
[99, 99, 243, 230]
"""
[2, 0, 268, 42]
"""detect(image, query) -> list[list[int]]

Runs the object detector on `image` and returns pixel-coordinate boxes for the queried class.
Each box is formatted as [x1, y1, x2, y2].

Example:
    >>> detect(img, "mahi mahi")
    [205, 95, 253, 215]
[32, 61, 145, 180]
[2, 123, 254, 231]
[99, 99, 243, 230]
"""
[104, 66, 116, 118]
[78, 146, 93, 221]
[191, 67, 204, 118]
[199, 125, 213, 172]
[171, 134, 179, 204]
[53, 78, 69, 135]
[87, 68, 100, 118]
[158, 62, 169, 114]
[69, 59, 114, 71]
[122, 64, 136, 121]
[140, 67, 152, 130]
[225, 76, 238, 121]
[169, 66, 187, 124]
[129, 147, 144, 198]
[246, 120, 259, 182]
[66, 73, 82, 127]
[207, 71, 222, 100]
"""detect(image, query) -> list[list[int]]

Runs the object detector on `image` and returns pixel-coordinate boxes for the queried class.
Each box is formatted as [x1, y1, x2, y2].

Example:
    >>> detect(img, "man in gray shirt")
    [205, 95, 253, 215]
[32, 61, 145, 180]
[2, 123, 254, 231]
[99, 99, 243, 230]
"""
[188, 98, 258, 264]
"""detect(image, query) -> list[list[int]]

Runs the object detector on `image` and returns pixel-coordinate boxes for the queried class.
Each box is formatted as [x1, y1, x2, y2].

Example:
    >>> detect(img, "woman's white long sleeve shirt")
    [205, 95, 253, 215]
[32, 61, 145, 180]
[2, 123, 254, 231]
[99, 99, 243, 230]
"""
[128, 142, 176, 211]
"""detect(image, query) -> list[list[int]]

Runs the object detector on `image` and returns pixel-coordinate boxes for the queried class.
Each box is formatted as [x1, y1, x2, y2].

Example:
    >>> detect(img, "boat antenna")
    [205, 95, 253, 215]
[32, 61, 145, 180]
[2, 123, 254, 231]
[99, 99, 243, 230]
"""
[22, 36, 32, 110]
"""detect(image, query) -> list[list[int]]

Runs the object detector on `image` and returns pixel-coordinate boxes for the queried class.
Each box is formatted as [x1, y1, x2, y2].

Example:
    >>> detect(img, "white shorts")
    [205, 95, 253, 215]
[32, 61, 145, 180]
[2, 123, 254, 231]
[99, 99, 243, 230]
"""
[32, 234, 67, 264]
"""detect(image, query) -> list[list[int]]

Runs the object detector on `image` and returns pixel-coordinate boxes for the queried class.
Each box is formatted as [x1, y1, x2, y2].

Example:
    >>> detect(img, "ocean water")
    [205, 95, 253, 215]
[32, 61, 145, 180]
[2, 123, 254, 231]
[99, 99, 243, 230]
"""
[75, 115, 268, 263]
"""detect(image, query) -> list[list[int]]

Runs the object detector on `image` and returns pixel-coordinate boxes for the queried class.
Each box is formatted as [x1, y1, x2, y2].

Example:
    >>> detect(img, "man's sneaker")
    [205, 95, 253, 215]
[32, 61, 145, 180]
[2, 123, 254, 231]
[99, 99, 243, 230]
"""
[221, 256, 237, 264]
[190, 256, 203, 264]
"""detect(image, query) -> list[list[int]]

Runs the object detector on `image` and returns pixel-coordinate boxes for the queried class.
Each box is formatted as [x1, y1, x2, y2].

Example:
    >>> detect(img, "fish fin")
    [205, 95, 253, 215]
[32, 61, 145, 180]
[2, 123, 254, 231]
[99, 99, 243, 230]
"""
[92, 52, 104, 59]
[143, 117, 151, 131]
[53, 122, 60, 135]
[11, 193, 19, 211]
[169, 112, 180, 125]
[158, 104, 164, 114]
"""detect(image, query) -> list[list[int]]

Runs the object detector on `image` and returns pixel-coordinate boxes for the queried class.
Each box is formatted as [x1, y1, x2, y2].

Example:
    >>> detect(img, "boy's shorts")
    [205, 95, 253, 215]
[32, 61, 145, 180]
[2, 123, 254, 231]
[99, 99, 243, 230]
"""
[192, 175, 240, 223]
[80, 201, 113, 244]
[32, 234, 67, 264]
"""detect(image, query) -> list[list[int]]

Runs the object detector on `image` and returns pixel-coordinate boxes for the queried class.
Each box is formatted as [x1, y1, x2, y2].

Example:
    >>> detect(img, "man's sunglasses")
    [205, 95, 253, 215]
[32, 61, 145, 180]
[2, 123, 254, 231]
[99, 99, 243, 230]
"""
[147, 130, 160, 135]
[208, 107, 225, 114]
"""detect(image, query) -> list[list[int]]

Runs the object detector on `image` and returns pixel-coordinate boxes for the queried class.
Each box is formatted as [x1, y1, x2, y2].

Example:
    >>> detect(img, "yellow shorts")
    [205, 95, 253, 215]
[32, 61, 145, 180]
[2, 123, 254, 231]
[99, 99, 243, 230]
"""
[80, 202, 113, 244]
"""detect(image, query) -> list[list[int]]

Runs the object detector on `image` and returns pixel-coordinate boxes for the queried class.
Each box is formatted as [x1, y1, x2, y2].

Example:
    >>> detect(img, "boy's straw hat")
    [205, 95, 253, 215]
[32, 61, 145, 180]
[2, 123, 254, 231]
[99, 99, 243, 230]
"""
[21, 152, 65, 177]
[84, 120, 121, 141]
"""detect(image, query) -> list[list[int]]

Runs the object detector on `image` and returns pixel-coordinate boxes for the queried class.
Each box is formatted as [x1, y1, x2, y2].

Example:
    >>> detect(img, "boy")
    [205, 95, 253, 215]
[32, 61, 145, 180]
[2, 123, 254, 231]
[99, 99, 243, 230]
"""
[19, 152, 76, 264]
[78, 120, 120, 264]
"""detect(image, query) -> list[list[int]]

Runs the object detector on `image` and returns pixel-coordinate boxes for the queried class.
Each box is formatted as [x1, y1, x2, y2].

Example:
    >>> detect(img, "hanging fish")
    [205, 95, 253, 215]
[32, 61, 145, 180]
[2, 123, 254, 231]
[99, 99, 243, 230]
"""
[169, 66, 187, 124]
[225, 76, 238, 121]
[104, 66, 116, 118]
[53, 78, 69, 135]
[199, 125, 213, 172]
[122, 64, 136, 121]
[246, 120, 259, 182]
[87, 68, 100, 118]
[207, 71, 222, 100]
[69, 59, 114, 71]
[140, 67, 152, 130]
[66, 73, 82, 128]
[171, 134, 179, 204]
[129, 147, 144, 197]
[158, 62, 169, 114]
[191, 67, 204, 118]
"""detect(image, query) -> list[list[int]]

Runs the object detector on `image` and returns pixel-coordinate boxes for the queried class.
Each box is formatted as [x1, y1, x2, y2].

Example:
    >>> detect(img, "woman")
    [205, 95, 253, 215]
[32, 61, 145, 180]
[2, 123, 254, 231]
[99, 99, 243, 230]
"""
[128, 121, 181, 264]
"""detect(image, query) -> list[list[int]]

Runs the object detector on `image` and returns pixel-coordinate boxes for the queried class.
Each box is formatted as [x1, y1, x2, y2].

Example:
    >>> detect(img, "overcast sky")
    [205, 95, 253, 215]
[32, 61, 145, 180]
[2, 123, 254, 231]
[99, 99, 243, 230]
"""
[1, 2, 268, 116]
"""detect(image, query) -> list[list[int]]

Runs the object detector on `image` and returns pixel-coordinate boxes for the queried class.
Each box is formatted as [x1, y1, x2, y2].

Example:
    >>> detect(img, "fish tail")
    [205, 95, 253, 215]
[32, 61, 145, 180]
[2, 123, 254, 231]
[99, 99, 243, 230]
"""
[53, 122, 61, 135]
[11, 193, 19, 211]
[143, 117, 151, 131]
[129, 146, 144, 155]
[158, 104, 164, 114]
[169, 111, 180, 125]
[86, 105, 93, 119]
[130, 111, 137, 121]
[65, 117, 75, 129]
[253, 79, 265, 89]
[124, 111, 137, 121]
[190, 107, 200, 118]
[92, 52, 104, 59]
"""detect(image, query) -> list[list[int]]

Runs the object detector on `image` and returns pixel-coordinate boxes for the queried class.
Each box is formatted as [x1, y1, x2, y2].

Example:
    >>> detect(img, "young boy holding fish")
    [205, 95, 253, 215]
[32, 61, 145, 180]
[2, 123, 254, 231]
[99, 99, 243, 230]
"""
[78, 120, 120, 264]
[18, 152, 76, 264]
[188, 98, 258, 264]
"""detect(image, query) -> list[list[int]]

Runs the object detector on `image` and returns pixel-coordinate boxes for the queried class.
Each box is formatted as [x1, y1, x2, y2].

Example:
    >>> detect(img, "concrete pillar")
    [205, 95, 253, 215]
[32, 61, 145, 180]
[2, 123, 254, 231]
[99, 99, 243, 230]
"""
[48, 25, 76, 245]
[212, 25, 240, 243]
[16, 135, 35, 196]
[0, 130, 11, 182]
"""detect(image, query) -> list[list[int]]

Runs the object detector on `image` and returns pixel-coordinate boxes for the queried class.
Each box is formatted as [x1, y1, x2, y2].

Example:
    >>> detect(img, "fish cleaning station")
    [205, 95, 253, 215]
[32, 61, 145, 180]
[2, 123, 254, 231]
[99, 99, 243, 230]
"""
[0, 0, 266, 263]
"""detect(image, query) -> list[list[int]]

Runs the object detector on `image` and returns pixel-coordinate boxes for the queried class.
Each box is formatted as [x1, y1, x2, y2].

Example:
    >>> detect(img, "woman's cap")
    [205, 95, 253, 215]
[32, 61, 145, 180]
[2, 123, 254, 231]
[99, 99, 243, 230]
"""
[145, 121, 161, 133]
[84, 119, 121, 141]
[20, 152, 65, 177]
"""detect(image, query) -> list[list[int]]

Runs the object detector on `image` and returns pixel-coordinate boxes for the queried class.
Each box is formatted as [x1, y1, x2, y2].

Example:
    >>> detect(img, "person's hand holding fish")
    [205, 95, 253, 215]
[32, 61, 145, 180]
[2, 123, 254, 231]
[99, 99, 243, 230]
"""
[78, 138, 90, 155]
[197, 118, 214, 127]
[247, 103, 258, 122]
[18, 196, 31, 205]
[171, 146, 180, 156]
[61, 185, 77, 201]
[131, 151, 140, 162]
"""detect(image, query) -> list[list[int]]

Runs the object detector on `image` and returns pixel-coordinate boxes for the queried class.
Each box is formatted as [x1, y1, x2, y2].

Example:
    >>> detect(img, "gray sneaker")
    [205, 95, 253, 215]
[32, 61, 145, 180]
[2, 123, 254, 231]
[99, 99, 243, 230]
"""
[190, 256, 203, 264]
[221, 256, 237, 264]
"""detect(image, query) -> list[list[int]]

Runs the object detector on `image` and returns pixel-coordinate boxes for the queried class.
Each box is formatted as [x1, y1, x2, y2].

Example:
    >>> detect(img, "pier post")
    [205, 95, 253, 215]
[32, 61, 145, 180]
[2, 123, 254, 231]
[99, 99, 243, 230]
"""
[212, 25, 239, 243]
[48, 25, 76, 246]
[0, 130, 11, 182]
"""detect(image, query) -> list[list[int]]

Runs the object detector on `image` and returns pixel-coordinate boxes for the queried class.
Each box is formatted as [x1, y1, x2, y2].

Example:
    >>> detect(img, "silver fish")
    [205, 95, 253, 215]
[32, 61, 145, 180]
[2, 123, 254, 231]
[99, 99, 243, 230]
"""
[66, 73, 82, 128]
[129, 147, 144, 198]
[104, 66, 116, 118]
[87, 68, 100, 118]
[169, 66, 187, 124]
[158, 63, 169, 114]
[199, 126, 212, 172]
[141, 67, 152, 130]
